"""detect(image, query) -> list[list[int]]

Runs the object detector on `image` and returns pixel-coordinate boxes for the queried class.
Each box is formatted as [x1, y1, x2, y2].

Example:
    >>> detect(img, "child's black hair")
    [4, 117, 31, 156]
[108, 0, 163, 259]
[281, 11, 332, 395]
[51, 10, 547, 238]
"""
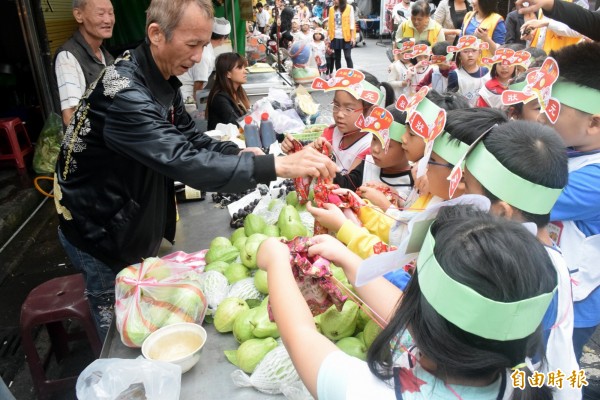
[385, 104, 408, 125]
[368, 205, 555, 399]
[523, 47, 547, 69]
[551, 42, 600, 93]
[480, 121, 568, 227]
[445, 107, 508, 145]
[313, 31, 323, 41]
[432, 41, 450, 56]
[360, 70, 395, 108]
[427, 90, 470, 111]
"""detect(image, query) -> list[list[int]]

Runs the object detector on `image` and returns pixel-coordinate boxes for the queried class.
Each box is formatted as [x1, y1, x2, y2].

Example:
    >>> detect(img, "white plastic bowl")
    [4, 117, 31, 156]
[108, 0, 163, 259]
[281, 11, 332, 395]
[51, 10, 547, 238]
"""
[141, 323, 207, 373]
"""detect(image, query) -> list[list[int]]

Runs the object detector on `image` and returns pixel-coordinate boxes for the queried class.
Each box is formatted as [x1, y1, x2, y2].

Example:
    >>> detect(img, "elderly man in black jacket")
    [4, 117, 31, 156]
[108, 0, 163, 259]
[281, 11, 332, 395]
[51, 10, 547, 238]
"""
[54, 0, 336, 339]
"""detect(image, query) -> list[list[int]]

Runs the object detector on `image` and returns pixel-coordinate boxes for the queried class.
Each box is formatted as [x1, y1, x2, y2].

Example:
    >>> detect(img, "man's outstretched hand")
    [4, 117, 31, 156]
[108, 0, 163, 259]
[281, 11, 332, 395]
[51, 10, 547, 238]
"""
[274, 146, 338, 179]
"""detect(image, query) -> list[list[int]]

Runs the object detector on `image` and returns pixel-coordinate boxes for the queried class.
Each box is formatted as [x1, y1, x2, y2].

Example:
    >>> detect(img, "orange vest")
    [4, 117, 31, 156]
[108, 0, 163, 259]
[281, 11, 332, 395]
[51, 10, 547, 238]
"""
[462, 11, 503, 59]
[328, 6, 355, 42]
[400, 20, 443, 45]
[531, 10, 581, 54]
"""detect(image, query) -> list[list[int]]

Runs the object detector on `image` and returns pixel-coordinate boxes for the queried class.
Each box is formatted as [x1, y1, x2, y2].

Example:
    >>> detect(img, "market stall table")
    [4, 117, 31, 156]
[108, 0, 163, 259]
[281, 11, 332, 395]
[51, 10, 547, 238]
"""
[100, 199, 286, 399]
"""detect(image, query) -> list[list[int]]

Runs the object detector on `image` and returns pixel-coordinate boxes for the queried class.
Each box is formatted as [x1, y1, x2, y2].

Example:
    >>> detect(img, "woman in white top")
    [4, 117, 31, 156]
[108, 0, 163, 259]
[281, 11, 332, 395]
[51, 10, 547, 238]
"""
[327, 0, 356, 69]
[433, 0, 473, 43]
[257, 205, 557, 400]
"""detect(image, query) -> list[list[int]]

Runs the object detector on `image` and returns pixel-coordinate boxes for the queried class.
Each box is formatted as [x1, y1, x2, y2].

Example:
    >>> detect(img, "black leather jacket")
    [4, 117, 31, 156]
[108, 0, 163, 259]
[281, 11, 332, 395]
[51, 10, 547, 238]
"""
[55, 42, 276, 273]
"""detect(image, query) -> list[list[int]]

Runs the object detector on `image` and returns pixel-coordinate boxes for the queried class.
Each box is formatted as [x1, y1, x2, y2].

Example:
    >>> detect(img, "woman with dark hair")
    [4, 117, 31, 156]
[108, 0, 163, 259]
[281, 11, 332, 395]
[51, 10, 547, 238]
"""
[433, 0, 472, 43]
[460, 0, 506, 58]
[395, 0, 445, 47]
[327, 0, 356, 70]
[257, 204, 556, 399]
[205, 52, 251, 130]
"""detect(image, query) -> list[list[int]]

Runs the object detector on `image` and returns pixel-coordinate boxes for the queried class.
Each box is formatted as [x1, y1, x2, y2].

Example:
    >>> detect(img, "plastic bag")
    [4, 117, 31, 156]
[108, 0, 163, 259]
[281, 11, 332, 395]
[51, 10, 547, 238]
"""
[76, 358, 181, 400]
[33, 112, 63, 174]
[115, 257, 208, 347]
[250, 98, 305, 134]
[231, 344, 301, 394]
[290, 85, 319, 123]
[268, 88, 294, 111]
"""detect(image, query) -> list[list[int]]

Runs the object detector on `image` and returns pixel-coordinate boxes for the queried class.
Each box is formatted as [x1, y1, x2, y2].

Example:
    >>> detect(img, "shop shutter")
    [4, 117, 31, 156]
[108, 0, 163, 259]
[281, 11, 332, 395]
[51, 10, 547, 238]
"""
[41, 0, 78, 57]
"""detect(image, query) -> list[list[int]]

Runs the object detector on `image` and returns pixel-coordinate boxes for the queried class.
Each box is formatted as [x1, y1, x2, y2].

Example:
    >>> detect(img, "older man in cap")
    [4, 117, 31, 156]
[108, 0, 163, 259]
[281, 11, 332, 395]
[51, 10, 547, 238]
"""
[178, 16, 231, 100]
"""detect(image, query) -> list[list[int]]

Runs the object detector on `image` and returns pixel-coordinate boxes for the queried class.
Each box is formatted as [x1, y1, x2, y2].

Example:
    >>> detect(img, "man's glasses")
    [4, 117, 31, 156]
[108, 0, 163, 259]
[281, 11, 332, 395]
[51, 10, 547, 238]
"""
[331, 103, 365, 116]
[428, 160, 454, 169]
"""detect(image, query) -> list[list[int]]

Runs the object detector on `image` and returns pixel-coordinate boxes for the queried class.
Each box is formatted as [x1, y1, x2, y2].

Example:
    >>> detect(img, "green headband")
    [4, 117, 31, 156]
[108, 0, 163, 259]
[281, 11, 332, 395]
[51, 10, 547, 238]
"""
[465, 142, 563, 215]
[390, 121, 406, 142]
[508, 80, 526, 91]
[412, 97, 441, 129]
[432, 132, 469, 165]
[552, 80, 600, 116]
[417, 228, 556, 341]
[360, 80, 384, 106]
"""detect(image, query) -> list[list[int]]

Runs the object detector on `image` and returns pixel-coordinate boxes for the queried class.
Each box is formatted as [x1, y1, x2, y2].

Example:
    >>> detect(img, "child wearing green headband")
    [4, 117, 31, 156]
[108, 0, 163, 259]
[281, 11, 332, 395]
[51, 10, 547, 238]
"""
[537, 42, 600, 364]
[256, 205, 557, 399]
[460, 120, 580, 400]
[334, 107, 413, 209]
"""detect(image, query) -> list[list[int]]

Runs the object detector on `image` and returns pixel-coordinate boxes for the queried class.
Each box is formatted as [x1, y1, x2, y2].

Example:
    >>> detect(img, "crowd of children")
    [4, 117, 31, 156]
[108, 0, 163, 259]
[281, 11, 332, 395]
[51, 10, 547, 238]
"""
[260, 39, 600, 399]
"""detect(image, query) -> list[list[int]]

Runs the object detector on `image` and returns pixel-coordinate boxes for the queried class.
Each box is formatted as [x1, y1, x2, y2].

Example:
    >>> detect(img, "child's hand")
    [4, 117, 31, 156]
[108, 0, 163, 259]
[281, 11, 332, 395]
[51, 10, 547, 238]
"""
[357, 184, 392, 211]
[414, 174, 430, 196]
[306, 202, 348, 232]
[306, 234, 356, 266]
[313, 137, 332, 153]
[257, 237, 289, 271]
[281, 134, 297, 154]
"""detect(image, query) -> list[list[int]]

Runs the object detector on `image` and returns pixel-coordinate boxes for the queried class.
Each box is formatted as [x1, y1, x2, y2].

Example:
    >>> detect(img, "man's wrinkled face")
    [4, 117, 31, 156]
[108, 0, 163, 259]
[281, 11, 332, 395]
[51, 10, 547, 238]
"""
[75, 0, 115, 41]
[150, 2, 212, 78]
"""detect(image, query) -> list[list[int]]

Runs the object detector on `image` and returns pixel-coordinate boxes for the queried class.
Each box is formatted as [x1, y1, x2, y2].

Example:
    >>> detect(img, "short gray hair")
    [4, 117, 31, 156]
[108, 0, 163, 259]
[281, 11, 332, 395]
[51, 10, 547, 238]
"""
[146, 0, 214, 41]
[72, 0, 87, 9]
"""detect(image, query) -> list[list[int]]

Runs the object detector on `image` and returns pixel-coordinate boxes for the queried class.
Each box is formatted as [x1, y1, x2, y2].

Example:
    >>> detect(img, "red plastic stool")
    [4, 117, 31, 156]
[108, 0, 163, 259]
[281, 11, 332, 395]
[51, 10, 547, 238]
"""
[19, 274, 102, 400]
[0, 117, 33, 169]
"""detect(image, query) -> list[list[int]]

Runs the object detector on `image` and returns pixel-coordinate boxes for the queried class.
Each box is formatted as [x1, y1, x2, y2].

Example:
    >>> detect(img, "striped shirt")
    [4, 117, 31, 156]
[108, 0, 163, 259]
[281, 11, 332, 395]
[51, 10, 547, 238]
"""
[55, 50, 106, 111]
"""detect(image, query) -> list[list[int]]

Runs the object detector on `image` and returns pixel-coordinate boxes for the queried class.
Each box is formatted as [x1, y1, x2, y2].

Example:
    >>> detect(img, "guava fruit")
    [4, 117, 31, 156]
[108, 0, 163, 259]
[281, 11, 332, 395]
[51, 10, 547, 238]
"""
[232, 307, 260, 343]
[363, 319, 383, 349]
[205, 245, 239, 264]
[233, 237, 248, 252]
[355, 331, 365, 346]
[356, 307, 371, 332]
[330, 263, 350, 287]
[214, 297, 249, 333]
[263, 225, 280, 237]
[254, 269, 269, 294]
[336, 336, 367, 361]
[210, 236, 232, 249]
[236, 337, 278, 373]
[320, 301, 359, 341]
[230, 227, 247, 244]
[285, 191, 299, 207]
[277, 205, 302, 228]
[204, 261, 228, 274]
[244, 214, 267, 236]
[251, 305, 280, 339]
[314, 313, 323, 333]
[280, 220, 308, 240]
[241, 234, 267, 269]
[224, 263, 250, 284]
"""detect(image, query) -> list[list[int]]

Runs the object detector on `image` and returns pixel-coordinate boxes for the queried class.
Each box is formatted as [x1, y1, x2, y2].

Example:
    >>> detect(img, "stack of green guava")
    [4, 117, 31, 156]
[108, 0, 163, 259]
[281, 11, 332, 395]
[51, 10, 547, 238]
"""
[205, 207, 383, 379]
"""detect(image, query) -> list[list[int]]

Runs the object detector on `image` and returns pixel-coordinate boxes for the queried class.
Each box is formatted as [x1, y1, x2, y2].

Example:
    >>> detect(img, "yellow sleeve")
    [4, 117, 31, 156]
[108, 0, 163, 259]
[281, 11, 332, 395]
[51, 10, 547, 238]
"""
[337, 220, 388, 259]
[357, 202, 394, 244]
